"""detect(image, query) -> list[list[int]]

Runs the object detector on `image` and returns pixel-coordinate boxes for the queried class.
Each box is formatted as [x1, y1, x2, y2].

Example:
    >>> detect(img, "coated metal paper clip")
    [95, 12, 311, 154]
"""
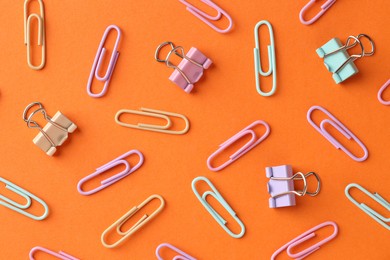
[179, 0, 233, 33]
[87, 25, 121, 98]
[77, 150, 144, 195]
[254, 20, 276, 96]
[345, 183, 390, 230]
[299, 0, 336, 25]
[207, 120, 270, 171]
[378, 79, 390, 106]
[23, 102, 77, 156]
[115, 108, 190, 135]
[101, 194, 165, 248]
[24, 0, 46, 70]
[0, 177, 49, 220]
[29, 246, 79, 260]
[156, 243, 196, 260]
[307, 105, 368, 162]
[271, 221, 338, 260]
[192, 176, 245, 238]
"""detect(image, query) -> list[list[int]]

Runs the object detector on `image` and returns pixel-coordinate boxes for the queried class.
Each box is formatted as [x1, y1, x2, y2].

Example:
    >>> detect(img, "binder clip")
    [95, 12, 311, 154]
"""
[266, 165, 321, 208]
[155, 41, 212, 93]
[23, 102, 77, 156]
[316, 34, 375, 83]
[29, 246, 79, 260]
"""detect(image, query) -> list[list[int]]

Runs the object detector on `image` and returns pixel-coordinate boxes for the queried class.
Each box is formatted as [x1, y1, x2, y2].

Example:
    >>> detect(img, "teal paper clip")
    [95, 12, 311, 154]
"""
[345, 183, 389, 230]
[0, 177, 49, 220]
[316, 34, 374, 84]
[254, 20, 276, 96]
[192, 176, 245, 238]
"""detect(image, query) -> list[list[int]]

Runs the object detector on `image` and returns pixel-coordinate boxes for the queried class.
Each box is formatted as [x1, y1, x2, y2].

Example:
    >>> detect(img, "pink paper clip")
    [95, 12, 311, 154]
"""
[207, 120, 270, 171]
[156, 243, 196, 260]
[29, 246, 79, 260]
[179, 0, 233, 33]
[271, 221, 338, 260]
[378, 79, 390, 105]
[77, 150, 144, 195]
[299, 0, 336, 25]
[307, 105, 368, 162]
[87, 25, 121, 98]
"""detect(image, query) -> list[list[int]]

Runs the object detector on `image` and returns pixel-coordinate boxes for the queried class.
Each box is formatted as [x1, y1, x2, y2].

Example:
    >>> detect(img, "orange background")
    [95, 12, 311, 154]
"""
[0, 0, 389, 259]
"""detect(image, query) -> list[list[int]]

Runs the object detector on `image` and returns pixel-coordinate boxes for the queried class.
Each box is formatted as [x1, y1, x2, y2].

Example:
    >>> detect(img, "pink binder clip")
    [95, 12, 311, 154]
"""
[299, 0, 336, 25]
[155, 41, 212, 93]
[77, 150, 144, 195]
[87, 25, 121, 98]
[156, 243, 196, 260]
[207, 120, 270, 171]
[307, 105, 368, 162]
[271, 221, 338, 260]
[378, 79, 390, 105]
[29, 246, 79, 260]
[179, 0, 233, 33]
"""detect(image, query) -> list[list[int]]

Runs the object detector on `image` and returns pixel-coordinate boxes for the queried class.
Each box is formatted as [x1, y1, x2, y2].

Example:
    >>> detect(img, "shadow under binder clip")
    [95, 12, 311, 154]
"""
[156, 243, 196, 260]
[23, 102, 77, 156]
[299, 0, 336, 25]
[378, 79, 390, 106]
[266, 165, 321, 208]
[192, 176, 245, 238]
[345, 183, 390, 230]
[316, 34, 375, 83]
[29, 246, 79, 260]
[101, 194, 165, 248]
[155, 41, 212, 93]
[77, 150, 144, 195]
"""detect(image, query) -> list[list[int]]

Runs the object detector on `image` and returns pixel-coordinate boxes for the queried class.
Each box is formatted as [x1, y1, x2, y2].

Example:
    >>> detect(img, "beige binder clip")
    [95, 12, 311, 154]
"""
[23, 102, 77, 156]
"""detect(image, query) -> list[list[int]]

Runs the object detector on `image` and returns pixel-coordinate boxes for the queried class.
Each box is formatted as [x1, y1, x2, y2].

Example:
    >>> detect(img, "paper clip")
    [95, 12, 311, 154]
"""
[254, 20, 276, 96]
[271, 221, 338, 260]
[179, 0, 233, 33]
[299, 0, 336, 25]
[87, 25, 121, 98]
[29, 246, 79, 260]
[345, 183, 390, 230]
[156, 243, 196, 260]
[192, 176, 245, 238]
[101, 194, 165, 248]
[378, 79, 390, 106]
[77, 150, 144, 195]
[316, 34, 375, 83]
[23, 102, 77, 156]
[0, 177, 49, 220]
[307, 105, 368, 162]
[115, 108, 190, 135]
[207, 120, 270, 171]
[24, 0, 46, 70]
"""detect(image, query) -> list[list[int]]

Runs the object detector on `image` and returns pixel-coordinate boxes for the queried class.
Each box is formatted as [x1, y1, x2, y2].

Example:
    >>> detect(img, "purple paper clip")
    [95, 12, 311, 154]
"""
[87, 25, 121, 98]
[307, 105, 368, 162]
[207, 120, 270, 171]
[156, 243, 196, 260]
[29, 246, 79, 260]
[271, 221, 338, 260]
[378, 79, 390, 105]
[155, 41, 212, 93]
[266, 165, 321, 208]
[77, 150, 144, 195]
[299, 0, 336, 25]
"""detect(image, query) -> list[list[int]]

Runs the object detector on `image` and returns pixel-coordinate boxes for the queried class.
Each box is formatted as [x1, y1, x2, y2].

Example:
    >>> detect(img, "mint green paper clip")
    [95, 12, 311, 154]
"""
[345, 183, 389, 230]
[0, 177, 49, 220]
[254, 20, 276, 96]
[192, 176, 245, 238]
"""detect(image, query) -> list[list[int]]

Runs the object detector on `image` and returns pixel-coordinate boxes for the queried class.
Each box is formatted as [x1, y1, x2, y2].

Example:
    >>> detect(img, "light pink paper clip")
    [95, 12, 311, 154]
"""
[77, 150, 144, 195]
[299, 0, 336, 25]
[179, 0, 233, 33]
[87, 25, 121, 98]
[307, 105, 368, 162]
[271, 221, 338, 260]
[207, 120, 270, 171]
[156, 243, 196, 260]
[29, 246, 79, 260]
[378, 79, 390, 105]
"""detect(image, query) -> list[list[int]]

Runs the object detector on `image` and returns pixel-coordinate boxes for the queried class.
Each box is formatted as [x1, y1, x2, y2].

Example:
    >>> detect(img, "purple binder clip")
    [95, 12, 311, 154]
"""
[266, 165, 321, 208]
[155, 41, 212, 93]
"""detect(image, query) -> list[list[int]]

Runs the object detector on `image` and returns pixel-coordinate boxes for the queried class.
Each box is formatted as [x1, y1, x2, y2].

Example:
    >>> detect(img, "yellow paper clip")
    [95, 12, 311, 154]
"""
[24, 0, 46, 70]
[101, 194, 165, 248]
